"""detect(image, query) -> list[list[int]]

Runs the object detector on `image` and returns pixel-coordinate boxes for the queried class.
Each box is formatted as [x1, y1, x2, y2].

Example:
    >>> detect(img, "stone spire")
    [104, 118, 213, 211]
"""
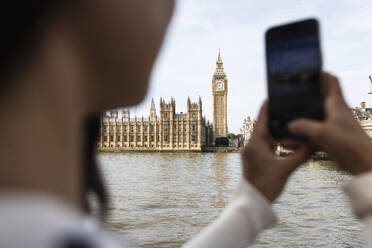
[217, 49, 223, 66]
[151, 98, 156, 110]
[150, 98, 156, 119]
[214, 49, 226, 77]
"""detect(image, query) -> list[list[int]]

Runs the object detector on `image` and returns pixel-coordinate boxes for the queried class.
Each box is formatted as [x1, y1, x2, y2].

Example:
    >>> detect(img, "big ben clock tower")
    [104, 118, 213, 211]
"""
[212, 50, 228, 143]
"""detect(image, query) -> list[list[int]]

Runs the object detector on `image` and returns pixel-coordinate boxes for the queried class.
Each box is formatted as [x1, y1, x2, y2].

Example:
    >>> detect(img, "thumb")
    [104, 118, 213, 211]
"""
[288, 118, 325, 142]
[278, 145, 313, 174]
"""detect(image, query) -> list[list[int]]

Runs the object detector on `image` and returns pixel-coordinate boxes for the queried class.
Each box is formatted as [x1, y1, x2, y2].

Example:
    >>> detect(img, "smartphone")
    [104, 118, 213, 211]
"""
[265, 18, 325, 140]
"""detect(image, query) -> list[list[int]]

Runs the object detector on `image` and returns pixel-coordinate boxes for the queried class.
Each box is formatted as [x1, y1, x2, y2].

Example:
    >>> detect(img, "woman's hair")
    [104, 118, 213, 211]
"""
[84, 115, 108, 217]
[0, 1, 62, 83]
[1, 2, 108, 216]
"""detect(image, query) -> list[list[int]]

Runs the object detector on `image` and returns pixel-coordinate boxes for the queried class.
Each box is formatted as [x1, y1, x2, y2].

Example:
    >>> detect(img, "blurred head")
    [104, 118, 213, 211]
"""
[1, 0, 174, 110]
[0, 1, 175, 216]
[71, 0, 175, 110]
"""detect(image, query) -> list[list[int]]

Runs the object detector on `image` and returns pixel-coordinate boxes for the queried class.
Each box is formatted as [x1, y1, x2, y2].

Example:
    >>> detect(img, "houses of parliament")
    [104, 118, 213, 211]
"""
[97, 52, 228, 151]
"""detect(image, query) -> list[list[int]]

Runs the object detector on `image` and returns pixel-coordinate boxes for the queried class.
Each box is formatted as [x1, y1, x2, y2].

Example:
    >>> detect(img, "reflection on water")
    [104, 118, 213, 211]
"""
[98, 153, 365, 248]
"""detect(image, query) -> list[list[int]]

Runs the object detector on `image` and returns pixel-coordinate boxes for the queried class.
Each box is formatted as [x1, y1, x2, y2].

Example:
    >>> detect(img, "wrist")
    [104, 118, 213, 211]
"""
[233, 177, 273, 205]
[343, 171, 372, 219]
[243, 177, 276, 203]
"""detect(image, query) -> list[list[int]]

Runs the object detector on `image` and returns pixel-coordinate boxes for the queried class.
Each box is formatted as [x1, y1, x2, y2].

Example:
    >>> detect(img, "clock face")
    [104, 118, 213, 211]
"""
[215, 82, 224, 90]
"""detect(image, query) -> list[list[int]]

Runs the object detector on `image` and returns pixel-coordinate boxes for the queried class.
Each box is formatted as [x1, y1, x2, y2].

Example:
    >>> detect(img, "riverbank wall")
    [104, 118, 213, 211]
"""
[98, 147, 330, 160]
[97, 147, 241, 153]
[279, 151, 330, 161]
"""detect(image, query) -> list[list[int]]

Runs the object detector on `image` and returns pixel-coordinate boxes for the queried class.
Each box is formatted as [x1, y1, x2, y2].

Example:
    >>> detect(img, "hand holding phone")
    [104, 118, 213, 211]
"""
[265, 18, 325, 140]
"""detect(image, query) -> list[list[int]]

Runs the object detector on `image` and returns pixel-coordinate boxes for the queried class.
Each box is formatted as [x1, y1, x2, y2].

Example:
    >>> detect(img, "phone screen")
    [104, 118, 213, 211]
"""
[266, 19, 324, 140]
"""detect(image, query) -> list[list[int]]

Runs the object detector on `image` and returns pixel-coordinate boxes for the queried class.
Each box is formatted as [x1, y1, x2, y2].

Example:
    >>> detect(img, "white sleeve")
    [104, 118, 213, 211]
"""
[183, 178, 277, 248]
[343, 172, 372, 247]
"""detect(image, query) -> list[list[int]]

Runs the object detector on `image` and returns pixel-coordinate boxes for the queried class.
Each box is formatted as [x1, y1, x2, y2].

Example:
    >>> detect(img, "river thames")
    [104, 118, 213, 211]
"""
[98, 153, 365, 247]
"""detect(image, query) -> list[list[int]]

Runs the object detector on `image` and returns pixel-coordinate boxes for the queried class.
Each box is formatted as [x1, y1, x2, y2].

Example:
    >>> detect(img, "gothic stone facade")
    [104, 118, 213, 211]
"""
[98, 97, 213, 151]
[97, 51, 228, 151]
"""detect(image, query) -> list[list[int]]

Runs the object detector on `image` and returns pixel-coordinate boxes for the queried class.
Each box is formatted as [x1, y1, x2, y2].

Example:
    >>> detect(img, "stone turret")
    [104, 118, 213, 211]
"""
[110, 110, 118, 122]
[187, 96, 191, 111]
[122, 109, 130, 122]
[150, 98, 157, 119]
[160, 97, 176, 122]
[160, 97, 175, 111]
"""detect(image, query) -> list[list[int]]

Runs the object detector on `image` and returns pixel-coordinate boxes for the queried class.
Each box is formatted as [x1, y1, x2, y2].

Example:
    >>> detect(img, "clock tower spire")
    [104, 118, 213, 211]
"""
[212, 50, 228, 144]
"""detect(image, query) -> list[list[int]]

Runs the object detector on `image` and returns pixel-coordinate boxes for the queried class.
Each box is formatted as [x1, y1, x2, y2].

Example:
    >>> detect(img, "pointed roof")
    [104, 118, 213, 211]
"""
[151, 98, 156, 110]
[217, 49, 223, 65]
[214, 49, 226, 77]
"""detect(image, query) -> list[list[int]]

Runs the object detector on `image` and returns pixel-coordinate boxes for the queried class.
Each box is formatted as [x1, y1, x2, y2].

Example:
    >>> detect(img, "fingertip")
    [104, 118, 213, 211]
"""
[252, 100, 270, 136]
[323, 71, 340, 83]
[258, 100, 269, 118]
[323, 72, 346, 102]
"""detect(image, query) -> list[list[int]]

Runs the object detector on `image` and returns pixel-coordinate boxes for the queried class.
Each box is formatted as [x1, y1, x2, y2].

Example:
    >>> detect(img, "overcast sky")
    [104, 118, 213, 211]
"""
[130, 0, 372, 133]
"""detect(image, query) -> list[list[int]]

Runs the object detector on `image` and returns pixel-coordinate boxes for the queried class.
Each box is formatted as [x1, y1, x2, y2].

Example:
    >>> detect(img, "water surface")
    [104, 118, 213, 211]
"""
[98, 153, 365, 247]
